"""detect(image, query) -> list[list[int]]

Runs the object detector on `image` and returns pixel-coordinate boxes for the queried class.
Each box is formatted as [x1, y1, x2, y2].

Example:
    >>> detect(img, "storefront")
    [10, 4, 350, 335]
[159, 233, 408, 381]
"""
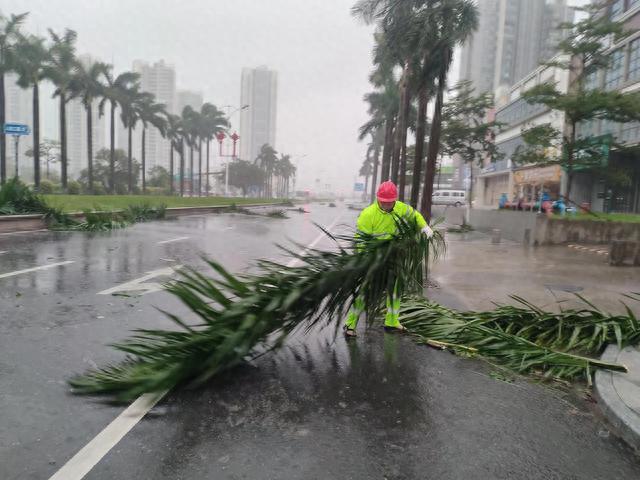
[512, 165, 562, 203]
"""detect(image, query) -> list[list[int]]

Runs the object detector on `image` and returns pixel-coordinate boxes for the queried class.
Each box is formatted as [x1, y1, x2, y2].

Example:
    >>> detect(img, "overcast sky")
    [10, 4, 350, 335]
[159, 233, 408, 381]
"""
[1, 0, 380, 193]
[1, 0, 590, 193]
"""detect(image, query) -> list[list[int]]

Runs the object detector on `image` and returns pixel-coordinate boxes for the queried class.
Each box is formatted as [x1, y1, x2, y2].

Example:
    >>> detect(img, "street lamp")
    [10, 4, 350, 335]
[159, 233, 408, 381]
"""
[216, 105, 250, 197]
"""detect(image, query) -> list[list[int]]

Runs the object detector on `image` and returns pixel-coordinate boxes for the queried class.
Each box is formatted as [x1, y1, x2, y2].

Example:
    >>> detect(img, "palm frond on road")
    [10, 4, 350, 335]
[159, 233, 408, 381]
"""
[70, 218, 444, 400]
[401, 296, 638, 383]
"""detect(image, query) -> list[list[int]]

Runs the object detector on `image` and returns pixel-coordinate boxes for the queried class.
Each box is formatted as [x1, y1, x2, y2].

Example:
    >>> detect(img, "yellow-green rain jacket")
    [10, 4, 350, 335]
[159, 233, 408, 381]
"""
[356, 201, 427, 240]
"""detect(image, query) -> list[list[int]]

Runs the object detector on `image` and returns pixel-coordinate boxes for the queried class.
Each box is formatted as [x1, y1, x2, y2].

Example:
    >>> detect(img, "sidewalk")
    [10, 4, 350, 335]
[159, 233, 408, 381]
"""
[595, 345, 640, 452]
[429, 228, 640, 451]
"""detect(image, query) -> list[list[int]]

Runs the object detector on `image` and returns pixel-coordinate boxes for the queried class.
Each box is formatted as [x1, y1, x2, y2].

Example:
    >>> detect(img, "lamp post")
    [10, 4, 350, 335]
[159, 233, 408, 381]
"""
[216, 105, 249, 197]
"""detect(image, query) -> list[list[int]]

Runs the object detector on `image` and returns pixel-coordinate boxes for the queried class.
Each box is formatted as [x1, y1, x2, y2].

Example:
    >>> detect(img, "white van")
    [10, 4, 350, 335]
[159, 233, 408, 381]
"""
[432, 190, 466, 207]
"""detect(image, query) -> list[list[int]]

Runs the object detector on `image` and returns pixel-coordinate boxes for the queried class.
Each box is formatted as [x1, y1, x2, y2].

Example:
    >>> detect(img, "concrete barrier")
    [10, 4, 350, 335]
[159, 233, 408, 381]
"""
[0, 214, 47, 234]
[468, 209, 539, 244]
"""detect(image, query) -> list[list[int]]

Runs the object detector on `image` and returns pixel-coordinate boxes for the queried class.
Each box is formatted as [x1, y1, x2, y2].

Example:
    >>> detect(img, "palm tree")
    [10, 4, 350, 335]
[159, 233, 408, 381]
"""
[70, 60, 109, 193]
[99, 70, 140, 193]
[200, 103, 228, 196]
[0, 12, 28, 184]
[137, 94, 167, 193]
[44, 29, 78, 190]
[118, 82, 144, 193]
[255, 144, 278, 197]
[359, 144, 374, 201]
[419, 0, 477, 218]
[14, 34, 49, 189]
[360, 80, 398, 184]
[180, 106, 199, 196]
[165, 114, 183, 195]
[353, 2, 416, 187]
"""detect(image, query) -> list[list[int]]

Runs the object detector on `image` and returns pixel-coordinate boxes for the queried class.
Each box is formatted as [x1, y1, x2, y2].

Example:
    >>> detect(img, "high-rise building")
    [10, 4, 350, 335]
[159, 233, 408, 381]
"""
[67, 55, 106, 179]
[176, 90, 203, 115]
[239, 66, 278, 163]
[5, 73, 34, 181]
[119, 59, 176, 171]
[460, 0, 573, 96]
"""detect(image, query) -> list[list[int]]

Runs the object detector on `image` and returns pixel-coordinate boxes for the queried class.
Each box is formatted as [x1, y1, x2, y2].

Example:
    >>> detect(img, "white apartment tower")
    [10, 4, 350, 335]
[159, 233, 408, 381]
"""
[5, 73, 34, 181]
[459, 0, 573, 96]
[119, 60, 176, 171]
[239, 66, 278, 163]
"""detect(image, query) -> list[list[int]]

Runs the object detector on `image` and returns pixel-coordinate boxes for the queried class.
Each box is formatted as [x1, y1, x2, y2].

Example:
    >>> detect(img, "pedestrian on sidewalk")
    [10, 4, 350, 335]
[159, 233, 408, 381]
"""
[344, 181, 433, 338]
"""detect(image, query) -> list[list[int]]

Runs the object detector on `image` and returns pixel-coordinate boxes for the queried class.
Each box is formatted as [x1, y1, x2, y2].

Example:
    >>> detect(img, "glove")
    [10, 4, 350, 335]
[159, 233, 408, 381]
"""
[421, 225, 434, 239]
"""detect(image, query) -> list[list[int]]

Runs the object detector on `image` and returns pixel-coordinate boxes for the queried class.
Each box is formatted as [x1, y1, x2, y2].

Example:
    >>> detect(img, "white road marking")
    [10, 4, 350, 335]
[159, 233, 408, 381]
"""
[48, 392, 166, 480]
[157, 236, 190, 245]
[97, 266, 182, 296]
[51, 215, 343, 480]
[0, 260, 74, 280]
[0, 250, 6, 255]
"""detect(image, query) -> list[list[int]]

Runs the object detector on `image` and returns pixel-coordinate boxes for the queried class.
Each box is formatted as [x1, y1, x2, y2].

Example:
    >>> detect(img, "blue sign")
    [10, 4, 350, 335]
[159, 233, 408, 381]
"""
[354, 182, 365, 192]
[4, 123, 30, 135]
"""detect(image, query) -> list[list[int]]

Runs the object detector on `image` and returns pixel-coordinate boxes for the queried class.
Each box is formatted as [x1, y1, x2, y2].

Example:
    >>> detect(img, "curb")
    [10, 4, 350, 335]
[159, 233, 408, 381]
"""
[594, 344, 640, 452]
[0, 202, 288, 234]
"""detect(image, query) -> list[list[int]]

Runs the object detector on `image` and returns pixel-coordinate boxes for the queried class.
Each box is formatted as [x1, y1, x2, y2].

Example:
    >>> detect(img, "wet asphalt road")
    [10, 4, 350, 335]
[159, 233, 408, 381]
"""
[1, 203, 639, 480]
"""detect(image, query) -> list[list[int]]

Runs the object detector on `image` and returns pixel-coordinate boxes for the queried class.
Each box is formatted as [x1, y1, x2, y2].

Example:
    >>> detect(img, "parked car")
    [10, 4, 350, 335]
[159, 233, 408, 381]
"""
[432, 190, 466, 207]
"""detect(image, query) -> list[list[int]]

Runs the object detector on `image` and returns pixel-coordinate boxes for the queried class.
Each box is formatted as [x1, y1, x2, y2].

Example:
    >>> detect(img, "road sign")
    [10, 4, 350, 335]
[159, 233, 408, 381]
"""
[4, 123, 30, 135]
[354, 182, 365, 192]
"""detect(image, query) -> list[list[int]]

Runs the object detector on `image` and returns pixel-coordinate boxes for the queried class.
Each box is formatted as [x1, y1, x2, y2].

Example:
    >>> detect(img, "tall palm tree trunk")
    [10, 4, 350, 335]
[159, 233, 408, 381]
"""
[391, 65, 410, 184]
[206, 139, 210, 196]
[0, 72, 6, 184]
[109, 101, 116, 193]
[141, 128, 146, 194]
[198, 139, 202, 197]
[189, 145, 194, 196]
[411, 86, 429, 208]
[420, 51, 450, 219]
[380, 119, 394, 182]
[86, 103, 93, 194]
[60, 94, 68, 189]
[370, 143, 380, 204]
[169, 143, 174, 195]
[32, 83, 41, 189]
[127, 124, 133, 193]
[179, 140, 185, 197]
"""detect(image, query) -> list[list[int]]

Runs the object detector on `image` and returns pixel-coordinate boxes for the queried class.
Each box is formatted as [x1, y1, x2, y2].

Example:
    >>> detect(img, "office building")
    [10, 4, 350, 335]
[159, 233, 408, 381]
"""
[119, 59, 176, 171]
[460, 0, 573, 97]
[239, 66, 278, 162]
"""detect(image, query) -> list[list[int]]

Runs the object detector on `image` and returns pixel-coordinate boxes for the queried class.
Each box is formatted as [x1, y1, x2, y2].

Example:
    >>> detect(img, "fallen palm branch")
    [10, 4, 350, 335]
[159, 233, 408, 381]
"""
[70, 218, 445, 400]
[401, 296, 638, 383]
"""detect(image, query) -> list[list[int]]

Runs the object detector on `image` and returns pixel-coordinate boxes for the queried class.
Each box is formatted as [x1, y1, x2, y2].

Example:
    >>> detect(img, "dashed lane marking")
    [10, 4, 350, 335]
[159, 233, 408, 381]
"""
[157, 236, 190, 245]
[0, 261, 75, 280]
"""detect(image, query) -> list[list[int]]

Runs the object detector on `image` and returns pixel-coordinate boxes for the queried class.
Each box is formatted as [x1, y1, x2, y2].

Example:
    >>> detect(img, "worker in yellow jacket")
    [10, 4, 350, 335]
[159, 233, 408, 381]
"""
[344, 181, 433, 337]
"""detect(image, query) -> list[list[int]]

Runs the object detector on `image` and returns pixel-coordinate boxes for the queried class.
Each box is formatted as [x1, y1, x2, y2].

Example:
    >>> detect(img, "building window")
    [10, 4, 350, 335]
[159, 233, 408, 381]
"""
[605, 49, 624, 90]
[584, 70, 600, 91]
[621, 121, 640, 144]
[610, 0, 624, 18]
[629, 38, 640, 82]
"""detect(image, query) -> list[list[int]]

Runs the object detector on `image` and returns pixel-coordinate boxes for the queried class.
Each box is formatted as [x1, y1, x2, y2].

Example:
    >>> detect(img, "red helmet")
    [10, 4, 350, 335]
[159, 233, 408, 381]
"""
[376, 181, 398, 202]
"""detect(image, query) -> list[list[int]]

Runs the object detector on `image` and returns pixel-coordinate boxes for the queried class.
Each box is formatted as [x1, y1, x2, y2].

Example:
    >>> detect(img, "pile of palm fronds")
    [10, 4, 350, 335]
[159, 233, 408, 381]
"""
[0, 178, 50, 215]
[401, 295, 640, 383]
[49, 204, 167, 231]
[265, 209, 289, 219]
[70, 218, 444, 400]
[121, 203, 167, 223]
